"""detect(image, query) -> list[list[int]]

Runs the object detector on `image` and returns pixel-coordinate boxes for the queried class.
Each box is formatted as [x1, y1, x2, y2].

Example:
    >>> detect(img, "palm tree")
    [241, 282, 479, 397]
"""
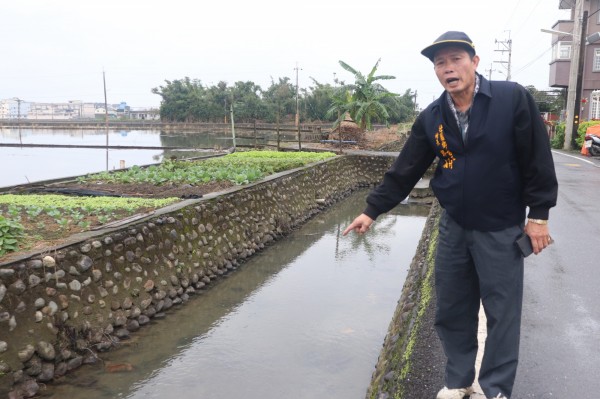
[325, 86, 352, 131]
[334, 58, 398, 130]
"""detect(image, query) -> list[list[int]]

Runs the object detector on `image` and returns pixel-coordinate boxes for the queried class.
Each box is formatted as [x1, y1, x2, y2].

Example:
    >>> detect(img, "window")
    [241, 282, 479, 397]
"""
[590, 91, 600, 120]
[552, 41, 572, 60]
[594, 49, 600, 71]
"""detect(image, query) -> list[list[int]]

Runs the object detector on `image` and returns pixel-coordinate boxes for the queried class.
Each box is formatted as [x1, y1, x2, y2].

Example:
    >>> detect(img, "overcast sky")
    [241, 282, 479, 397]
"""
[1, 0, 571, 109]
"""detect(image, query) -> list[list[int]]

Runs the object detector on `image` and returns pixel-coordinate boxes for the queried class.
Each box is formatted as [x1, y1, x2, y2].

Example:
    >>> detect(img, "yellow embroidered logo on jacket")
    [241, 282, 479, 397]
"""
[434, 124, 456, 169]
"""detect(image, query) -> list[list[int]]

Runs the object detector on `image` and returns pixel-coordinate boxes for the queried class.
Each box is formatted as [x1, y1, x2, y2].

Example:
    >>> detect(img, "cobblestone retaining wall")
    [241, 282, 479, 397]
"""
[0, 154, 410, 396]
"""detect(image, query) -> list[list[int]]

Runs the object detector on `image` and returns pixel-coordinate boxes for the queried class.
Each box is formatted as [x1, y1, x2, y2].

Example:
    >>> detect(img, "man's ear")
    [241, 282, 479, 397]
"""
[472, 55, 480, 69]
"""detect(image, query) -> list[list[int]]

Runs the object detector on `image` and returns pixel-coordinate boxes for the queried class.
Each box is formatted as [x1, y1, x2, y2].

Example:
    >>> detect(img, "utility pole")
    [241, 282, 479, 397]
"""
[10, 97, 24, 120]
[103, 70, 109, 170]
[230, 102, 236, 150]
[564, 0, 585, 150]
[412, 90, 418, 114]
[485, 63, 496, 80]
[494, 32, 512, 81]
[294, 62, 302, 127]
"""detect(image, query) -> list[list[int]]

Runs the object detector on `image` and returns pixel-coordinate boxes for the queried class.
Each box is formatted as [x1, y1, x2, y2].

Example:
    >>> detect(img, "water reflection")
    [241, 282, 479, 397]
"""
[42, 190, 428, 399]
[0, 128, 236, 188]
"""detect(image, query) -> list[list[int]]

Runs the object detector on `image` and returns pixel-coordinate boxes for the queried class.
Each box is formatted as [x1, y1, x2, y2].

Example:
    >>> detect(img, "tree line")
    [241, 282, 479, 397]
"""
[525, 85, 565, 115]
[151, 59, 418, 127]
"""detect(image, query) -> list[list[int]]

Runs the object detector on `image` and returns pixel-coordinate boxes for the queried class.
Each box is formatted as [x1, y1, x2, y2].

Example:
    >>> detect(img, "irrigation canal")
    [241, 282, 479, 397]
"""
[40, 189, 429, 399]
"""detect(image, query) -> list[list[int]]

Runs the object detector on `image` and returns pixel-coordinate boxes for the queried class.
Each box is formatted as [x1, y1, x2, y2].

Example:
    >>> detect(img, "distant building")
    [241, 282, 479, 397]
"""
[81, 103, 96, 119]
[0, 101, 9, 119]
[129, 107, 160, 120]
[94, 107, 117, 119]
[0, 99, 30, 119]
[0, 99, 158, 121]
[28, 102, 80, 120]
[549, 1, 600, 119]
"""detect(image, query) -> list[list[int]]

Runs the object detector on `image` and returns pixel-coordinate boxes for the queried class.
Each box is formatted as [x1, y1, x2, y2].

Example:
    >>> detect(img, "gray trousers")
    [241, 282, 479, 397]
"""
[435, 211, 524, 398]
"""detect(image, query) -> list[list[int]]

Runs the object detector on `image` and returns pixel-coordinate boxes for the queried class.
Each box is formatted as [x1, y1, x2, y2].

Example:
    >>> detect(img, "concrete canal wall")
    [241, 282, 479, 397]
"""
[366, 201, 441, 399]
[0, 154, 436, 397]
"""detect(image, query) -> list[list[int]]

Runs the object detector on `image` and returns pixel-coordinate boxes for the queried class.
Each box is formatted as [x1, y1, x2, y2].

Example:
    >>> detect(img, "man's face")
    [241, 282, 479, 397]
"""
[433, 46, 480, 97]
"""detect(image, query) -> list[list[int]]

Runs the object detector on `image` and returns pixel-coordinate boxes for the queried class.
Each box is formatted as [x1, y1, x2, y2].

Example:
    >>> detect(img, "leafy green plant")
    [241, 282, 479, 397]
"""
[70, 211, 84, 222]
[82, 204, 95, 214]
[46, 208, 61, 218]
[76, 151, 336, 186]
[25, 205, 43, 218]
[0, 195, 177, 211]
[7, 205, 21, 220]
[0, 215, 25, 255]
[78, 221, 91, 229]
[56, 218, 71, 230]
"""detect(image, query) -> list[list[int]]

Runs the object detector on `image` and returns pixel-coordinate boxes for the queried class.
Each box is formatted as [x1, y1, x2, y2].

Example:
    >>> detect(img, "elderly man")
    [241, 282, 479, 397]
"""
[343, 31, 558, 399]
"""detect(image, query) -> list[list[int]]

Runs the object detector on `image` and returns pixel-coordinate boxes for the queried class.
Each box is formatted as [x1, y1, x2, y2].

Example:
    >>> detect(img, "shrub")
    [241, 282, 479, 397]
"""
[551, 123, 565, 149]
[553, 120, 600, 149]
[577, 120, 600, 148]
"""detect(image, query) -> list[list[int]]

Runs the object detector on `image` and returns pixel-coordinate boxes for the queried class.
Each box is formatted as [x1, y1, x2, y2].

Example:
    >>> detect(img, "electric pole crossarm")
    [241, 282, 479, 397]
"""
[494, 33, 512, 81]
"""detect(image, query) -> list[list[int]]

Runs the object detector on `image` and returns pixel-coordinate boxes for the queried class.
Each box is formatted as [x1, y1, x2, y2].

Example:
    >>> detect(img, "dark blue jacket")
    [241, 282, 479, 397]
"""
[364, 74, 558, 231]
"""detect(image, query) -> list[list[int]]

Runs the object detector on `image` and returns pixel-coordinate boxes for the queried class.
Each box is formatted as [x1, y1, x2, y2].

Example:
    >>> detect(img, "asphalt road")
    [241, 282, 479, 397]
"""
[512, 151, 600, 398]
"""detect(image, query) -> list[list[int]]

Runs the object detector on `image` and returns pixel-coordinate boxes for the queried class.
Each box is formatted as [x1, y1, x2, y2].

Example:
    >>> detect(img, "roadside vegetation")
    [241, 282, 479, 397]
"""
[550, 120, 600, 149]
[0, 150, 336, 258]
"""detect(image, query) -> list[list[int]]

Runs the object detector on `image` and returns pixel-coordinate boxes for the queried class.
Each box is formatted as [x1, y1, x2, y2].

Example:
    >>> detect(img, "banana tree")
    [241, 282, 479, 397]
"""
[334, 58, 398, 130]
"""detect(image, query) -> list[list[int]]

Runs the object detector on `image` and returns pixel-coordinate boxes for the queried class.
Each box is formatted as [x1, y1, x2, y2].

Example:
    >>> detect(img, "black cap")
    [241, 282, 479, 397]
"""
[421, 31, 476, 62]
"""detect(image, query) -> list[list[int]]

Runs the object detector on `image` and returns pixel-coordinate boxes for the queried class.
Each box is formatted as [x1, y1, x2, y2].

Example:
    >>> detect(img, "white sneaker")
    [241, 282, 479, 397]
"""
[436, 386, 474, 399]
[489, 395, 507, 399]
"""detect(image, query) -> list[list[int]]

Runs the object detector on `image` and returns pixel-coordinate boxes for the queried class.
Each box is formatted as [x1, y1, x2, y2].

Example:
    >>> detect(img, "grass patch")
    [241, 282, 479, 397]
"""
[398, 226, 438, 381]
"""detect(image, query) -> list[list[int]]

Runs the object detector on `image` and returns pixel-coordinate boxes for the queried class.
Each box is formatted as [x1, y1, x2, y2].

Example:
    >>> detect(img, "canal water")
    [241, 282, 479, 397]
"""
[0, 128, 248, 188]
[41, 190, 429, 399]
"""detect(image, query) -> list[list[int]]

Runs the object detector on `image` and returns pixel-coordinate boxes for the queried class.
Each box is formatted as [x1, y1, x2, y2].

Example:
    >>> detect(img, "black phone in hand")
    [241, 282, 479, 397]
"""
[515, 234, 533, 257]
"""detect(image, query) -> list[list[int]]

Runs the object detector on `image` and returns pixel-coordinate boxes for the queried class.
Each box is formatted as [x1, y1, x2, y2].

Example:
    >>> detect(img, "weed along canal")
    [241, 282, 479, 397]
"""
[39, 190, 429, 399]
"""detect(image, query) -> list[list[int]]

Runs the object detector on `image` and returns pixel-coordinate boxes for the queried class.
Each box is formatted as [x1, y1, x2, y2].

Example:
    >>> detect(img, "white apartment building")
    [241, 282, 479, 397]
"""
[0, 99, 30, 119]
[27, 102, 80, 120]
[0, 101, 9, 119]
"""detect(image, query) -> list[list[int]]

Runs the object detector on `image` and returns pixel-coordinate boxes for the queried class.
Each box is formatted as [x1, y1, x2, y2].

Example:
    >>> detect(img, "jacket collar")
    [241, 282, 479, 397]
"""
[431, 72, 491, 112]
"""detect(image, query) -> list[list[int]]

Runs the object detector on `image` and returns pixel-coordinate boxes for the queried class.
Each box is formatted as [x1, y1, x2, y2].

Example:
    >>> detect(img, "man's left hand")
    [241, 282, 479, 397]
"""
[524, 221, 553, 255]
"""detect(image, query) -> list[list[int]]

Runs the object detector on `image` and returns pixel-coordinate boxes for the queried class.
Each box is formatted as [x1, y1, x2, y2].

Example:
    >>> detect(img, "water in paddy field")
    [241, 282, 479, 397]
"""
[39, 190, 429, 399]
[0, 128, 248, 188]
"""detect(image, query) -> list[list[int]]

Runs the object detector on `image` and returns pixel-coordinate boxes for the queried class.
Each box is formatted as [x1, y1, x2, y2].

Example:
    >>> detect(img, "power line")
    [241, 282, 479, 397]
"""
[504, 0, 525, 29]
[512, 46, 552, 77]
[511, 0, 545, 37]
